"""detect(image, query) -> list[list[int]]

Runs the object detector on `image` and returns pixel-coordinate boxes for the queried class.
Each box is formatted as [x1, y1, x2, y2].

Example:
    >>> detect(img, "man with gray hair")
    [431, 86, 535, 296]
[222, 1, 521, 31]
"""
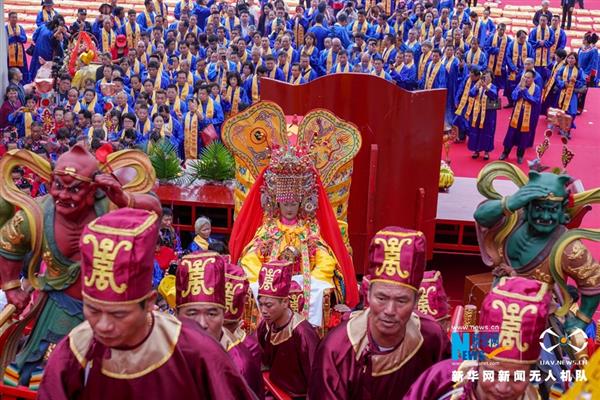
[533, 0, 553, 25]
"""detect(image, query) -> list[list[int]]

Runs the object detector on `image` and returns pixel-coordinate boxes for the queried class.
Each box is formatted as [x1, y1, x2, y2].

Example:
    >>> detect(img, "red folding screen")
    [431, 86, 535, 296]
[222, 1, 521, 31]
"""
[261, 74, 446, 274]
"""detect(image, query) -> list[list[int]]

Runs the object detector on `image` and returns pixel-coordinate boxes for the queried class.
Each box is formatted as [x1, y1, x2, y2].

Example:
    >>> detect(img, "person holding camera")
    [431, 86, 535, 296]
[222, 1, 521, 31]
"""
[29, 15, 67, 83]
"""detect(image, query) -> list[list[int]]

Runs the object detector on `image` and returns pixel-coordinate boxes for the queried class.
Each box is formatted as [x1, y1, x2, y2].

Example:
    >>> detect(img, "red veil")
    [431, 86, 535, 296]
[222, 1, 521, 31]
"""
[229, 170, 359, 307]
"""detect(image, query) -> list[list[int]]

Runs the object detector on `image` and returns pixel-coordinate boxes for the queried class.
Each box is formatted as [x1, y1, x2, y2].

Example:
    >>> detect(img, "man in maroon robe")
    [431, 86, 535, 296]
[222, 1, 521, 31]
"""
[223, 260, 262, 362]
[38, 209, 256, 400]
[404, 277, 552, 400]
[309, 227, 451, 399]
[256, 260, 320, 397]
[175, 251, 263, 399]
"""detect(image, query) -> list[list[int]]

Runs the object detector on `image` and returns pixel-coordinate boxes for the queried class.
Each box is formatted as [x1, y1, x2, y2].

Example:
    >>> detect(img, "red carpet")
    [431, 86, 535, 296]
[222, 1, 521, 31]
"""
[436, 89, 600, 307]
[446, 88, 600, 230]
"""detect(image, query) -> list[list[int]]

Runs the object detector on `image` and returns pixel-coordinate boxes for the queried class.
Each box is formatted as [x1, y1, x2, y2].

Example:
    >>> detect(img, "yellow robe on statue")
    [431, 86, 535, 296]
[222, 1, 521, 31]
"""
[239, 219, 337, 285]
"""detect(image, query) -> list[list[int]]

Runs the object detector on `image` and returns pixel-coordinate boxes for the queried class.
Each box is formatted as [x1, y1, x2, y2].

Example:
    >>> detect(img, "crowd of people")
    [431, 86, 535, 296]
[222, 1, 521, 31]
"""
[3, 0, 599, 165]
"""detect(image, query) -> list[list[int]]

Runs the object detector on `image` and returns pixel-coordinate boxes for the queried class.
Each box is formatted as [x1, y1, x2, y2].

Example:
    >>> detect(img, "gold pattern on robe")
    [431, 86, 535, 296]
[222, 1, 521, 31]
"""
[220, 327, 242, 351]
[0, 213, 24, 251]
[289, 292, 304, 313]
[69, 312, 181, 379]
[43, 250, 63, 278]
[268, 312, 305, 346]
[562, 240, 600, 289]
[567, 241, 586, 261]
[347, 309, 423, 377]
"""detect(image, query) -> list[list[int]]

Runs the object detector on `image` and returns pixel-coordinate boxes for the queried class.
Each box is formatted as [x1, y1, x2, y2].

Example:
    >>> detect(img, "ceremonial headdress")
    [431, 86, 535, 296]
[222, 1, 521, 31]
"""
[176, 252, 226, 308]
[224, 261, 250, 321]
[261, 145, 317, 219]
[417, 270, 450, 321]
[368, 227, 426, 291]
[289, 281, 305, 313]
[258, 261, 292, 299]
[479, 276, 551, 363]
[80, 208, 159, 304]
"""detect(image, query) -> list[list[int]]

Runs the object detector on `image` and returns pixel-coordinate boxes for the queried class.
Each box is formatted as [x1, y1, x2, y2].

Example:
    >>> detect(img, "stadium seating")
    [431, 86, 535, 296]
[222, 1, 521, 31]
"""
[3, 0, 600, 49]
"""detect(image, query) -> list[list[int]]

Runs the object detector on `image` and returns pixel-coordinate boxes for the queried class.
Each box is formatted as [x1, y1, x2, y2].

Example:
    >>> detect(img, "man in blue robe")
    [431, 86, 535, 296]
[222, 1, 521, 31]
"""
[419, 49, 446, 90]
[528, 14, 554, 83]
[505, 30, 532, 108]
[453, 66, 481, 141]
[36, 0, 59, 27]
[500, 70, 542, 164]
[442, 45, 462, 129]
[391, 50, 418, 90]
[137, 0, 156, 34]
[484, 23, 510, 91]
[307, 14, 330, 50]
[6, 12, 29, 83]
[30, 16, 66, 82]
[330, 12, 352, 49]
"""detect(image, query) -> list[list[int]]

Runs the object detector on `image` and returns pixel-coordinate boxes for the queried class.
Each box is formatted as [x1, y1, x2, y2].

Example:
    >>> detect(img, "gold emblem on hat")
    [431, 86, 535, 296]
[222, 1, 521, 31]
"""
[374, 237, 412, 279]
[225, 281, 244, 314]
[82, 235, 131, 294]
[492, 300, 538, 352]
[182, 257, 216, 297]
[260, 268, 281, 292]
[417, 286, 438, 316]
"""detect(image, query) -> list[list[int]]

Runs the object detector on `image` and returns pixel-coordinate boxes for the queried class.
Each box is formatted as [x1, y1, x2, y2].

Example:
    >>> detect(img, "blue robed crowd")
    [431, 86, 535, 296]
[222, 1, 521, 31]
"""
[2, 0, 599, 163]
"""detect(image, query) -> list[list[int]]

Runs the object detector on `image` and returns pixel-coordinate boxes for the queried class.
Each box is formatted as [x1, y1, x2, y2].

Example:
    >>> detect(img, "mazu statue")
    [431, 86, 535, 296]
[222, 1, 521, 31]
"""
[223, 101, 362, 327]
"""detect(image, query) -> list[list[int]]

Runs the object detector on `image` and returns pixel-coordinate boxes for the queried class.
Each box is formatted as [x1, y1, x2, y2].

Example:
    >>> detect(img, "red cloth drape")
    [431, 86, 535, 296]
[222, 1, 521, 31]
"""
[229, 170, 359, 307]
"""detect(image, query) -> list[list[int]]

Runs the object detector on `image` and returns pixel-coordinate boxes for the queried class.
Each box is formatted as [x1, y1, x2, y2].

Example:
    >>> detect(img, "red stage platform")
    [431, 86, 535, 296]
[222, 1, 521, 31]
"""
[434, 177, 518, 254]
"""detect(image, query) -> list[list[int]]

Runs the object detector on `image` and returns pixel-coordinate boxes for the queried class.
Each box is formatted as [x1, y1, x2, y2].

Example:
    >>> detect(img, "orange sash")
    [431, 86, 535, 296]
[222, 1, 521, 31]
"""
[425, 61, 442, 89]
[542, 60, 564, 101]
[471, 86, 489, 129]
[535, 27, 550, 67]
[455, 77, 474, 117]
[510, 83, 536, 132]
[125, 23, 141, 49]
[294, 19, 305, 47]
[184, 111, 199, 159]
[509, 42, 528, 81]
[418, 51, 431, 80]
[226, 86, 241, 115]
[467, 48, 482, 66]
[252, 74, 260, 102]
[420, 23, 434, 41]
[7, 25, 24, 68]
[353, 21, 368, 35]
[487, 33, 508, 77]
[558, 66, 578, 112]
[551, 27, 562, 55]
